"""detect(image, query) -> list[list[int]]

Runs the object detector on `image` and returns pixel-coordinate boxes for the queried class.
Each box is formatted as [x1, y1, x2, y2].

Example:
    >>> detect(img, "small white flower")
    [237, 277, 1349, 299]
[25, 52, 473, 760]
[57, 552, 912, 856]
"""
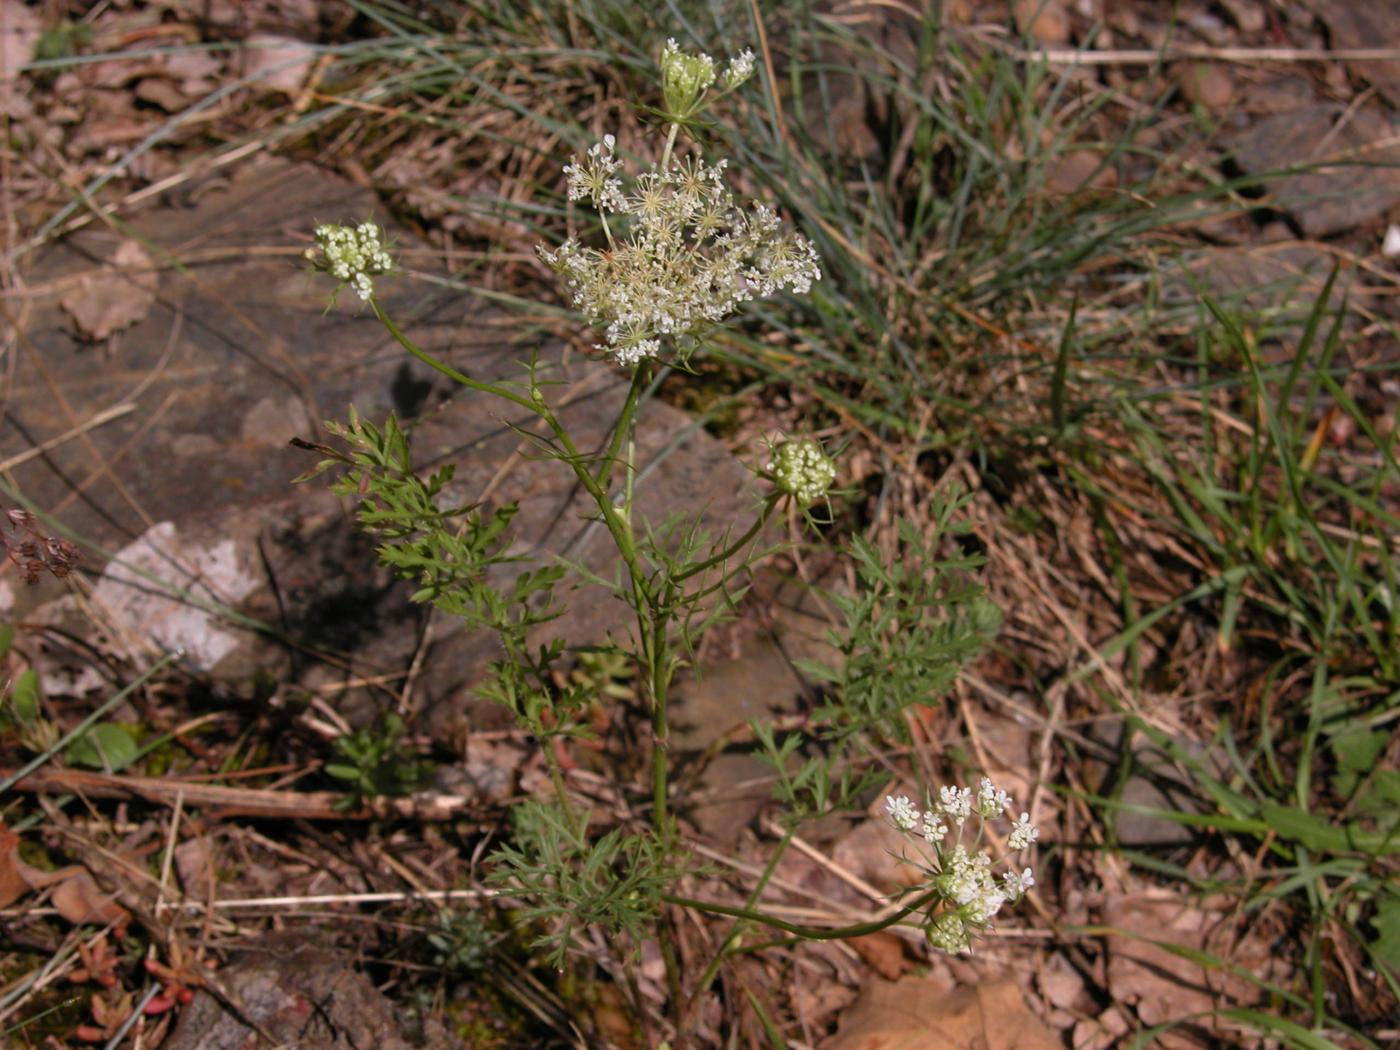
[723, 49, 756, 88]
[885, 794, 919, 833]
[1001, 867, 1035, 901]
[921, 810, 948, 844]
[963, 887, 1005, 924]
[976, 776, 1012, 818]
[1008, 812, 1039, 851]
[939, 785, 974, 825]
[607, 337, 661, 367]
[943, 846, 981, 905]
[941, 843, 1004, 924]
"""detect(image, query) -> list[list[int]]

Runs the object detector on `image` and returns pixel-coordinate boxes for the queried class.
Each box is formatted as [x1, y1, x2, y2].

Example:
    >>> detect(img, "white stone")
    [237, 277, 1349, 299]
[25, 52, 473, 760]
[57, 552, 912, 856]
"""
[1383, 224, 1400, 259]
[92, 521, 259, 672]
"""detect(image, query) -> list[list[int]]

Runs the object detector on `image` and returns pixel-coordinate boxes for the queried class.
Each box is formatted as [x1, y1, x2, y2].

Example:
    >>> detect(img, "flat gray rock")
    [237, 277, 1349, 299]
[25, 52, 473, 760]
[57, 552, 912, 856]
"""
[1167, 242, 1363, 333]
[164, 942, 447, 1050]
[1224, 104, 1400, 237]
[1306, 1, 1400, 108]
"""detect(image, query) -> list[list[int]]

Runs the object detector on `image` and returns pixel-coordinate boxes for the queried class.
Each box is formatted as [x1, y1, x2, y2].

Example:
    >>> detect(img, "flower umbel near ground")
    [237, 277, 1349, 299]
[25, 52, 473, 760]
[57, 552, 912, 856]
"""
[884, 777, 1038, 953]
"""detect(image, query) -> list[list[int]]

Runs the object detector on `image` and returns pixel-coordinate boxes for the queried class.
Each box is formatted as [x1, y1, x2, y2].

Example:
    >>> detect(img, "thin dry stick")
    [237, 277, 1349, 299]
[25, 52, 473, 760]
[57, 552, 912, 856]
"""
[155, 789, 185, 924]
[1000, 43, 1400, 65]
[760, 818, 885, 904]
[160, 888, 494, 911]
[0, 402, 136, 472]
[2, 766, 473, 821]
[687, 840, 877, 922]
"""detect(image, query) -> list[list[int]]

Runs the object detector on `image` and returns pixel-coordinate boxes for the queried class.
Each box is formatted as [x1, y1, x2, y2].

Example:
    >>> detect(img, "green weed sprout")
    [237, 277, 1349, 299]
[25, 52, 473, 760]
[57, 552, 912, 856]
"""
[302, 34, 1019, 1029]
[325, 712, 427, 811]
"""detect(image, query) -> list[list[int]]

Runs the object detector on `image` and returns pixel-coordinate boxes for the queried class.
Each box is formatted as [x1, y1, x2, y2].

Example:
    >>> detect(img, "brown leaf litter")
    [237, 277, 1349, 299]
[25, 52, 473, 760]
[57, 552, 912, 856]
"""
[828, 975, 1062, 1050]
[59, 239, 158, 342]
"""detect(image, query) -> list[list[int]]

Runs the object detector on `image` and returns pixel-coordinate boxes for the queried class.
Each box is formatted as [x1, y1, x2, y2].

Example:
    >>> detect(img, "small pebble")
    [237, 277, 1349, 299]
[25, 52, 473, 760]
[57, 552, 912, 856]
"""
[1219, 0, 1266, 33]
[1013, 0, 1072, 44]
[1045, 150, 1117, 196]
[1383, 224, 1400, 259]
[1179, 62, 1235, 112]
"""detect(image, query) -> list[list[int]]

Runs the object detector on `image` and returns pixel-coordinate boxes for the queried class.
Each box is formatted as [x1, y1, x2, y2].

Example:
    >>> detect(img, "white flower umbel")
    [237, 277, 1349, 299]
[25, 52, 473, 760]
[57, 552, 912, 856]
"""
[540, 146, 821, 368]
[767, 438, 836, 506]
[562, 134, 627, 213]
[306, 221, 394, 301]
[885, 794, 920, 832]
[938, 784, 974, 826]
[722, 49, 756, 90]
[1008, 811, 1040, 851]
[883, 776, 1039, 954]
[977, 776, 1012, 818]
[659, 39, 755, 119]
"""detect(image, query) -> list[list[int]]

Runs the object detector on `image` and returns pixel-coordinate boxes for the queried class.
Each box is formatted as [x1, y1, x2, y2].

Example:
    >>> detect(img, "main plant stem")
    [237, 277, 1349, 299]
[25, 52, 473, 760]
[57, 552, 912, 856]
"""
[659, 122, 680, 171]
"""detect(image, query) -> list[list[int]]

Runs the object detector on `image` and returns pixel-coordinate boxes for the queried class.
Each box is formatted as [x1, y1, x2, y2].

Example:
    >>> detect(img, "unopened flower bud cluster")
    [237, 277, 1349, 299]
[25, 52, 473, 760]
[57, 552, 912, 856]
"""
[306, 222, 394, 301]
[884, 777, 1038, 954]
[767, 439, 836, 505]
[660, 38, 755, 120]
[540, 137, 821, 367]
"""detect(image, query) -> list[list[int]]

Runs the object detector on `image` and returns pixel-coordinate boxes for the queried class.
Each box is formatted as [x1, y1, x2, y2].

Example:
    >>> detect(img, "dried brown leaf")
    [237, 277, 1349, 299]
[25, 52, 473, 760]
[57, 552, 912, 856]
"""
[242, 34, 316, 94]
[61, 240, 158, 341]
[134, 75, 190, 112]
[0, 823, 29, 909]
[0, 0, 41, 82]
[831, 807, 926, 893]
[1103, 890, 1266, 1044]
[849, 932, 908, 981]
[174, 835, 214, 896]
[828, 976, 1061, 1050]
[50, 871, 131, 928]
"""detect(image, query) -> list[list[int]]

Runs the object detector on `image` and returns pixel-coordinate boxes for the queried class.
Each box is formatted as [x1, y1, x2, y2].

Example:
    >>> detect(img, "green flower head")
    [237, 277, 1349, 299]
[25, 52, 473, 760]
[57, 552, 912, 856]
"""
[659, 39, 755, 121]
[305, 221, 394, 301]
[767, 438, 836, 506]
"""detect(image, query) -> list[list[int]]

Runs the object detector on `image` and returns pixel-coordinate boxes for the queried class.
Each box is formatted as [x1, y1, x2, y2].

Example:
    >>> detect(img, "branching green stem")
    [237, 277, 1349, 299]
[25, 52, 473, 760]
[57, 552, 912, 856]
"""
[542, 742, 580, 837]
[371, 300, 541, 414]
[675, 494, 780, 583]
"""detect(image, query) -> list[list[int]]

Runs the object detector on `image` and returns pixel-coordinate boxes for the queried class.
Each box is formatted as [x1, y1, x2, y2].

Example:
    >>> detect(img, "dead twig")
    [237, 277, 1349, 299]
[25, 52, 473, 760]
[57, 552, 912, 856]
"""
[0, 766, 474, 821]
[993, 42, 1400, 65]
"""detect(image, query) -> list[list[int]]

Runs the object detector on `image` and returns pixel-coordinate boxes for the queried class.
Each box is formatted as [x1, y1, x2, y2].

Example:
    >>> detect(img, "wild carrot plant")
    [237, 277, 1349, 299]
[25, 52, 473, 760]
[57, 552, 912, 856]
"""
[301, 35, 1029, 1032]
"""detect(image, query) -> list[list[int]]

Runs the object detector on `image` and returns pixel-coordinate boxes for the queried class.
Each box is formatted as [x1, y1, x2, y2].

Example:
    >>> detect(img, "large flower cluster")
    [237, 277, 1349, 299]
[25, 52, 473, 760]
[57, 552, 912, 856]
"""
[884, 777, 1038, 954]
[539, 138, 821, 367]
[305, 222, 393, 301]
